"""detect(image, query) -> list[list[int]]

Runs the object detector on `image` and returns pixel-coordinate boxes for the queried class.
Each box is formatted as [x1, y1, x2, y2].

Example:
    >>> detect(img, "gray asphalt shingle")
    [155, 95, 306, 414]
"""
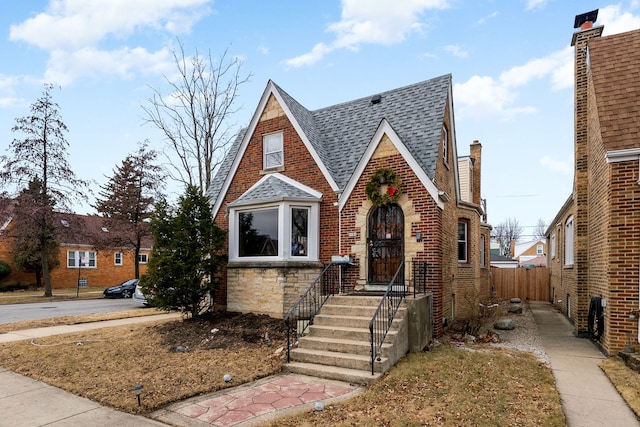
[208, 75, 450, 206]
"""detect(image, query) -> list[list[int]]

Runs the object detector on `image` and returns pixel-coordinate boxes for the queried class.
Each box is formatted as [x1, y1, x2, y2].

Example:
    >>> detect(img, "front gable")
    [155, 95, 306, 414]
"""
[340, 119, 445, 211]
[210, 82, 338, 218]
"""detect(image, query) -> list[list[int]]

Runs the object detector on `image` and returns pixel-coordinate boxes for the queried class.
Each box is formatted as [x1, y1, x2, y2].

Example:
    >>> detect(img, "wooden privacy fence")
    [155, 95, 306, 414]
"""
[491, 267, 550, 302]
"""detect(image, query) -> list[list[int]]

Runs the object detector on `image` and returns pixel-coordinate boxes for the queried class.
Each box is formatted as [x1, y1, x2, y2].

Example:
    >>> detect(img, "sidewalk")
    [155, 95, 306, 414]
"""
[0, 313, 181, 344]
[530, 301, 639, 427]
[0, 367, 168, 427]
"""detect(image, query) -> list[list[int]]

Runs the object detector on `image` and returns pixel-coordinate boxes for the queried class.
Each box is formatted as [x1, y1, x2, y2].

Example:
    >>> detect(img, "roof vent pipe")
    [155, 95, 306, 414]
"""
[370, 94, 382, 104]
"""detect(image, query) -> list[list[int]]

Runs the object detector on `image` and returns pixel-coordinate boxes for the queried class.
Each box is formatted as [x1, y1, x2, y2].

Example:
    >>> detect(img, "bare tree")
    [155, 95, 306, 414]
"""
[491, 217, 523, 257]
[93, 141, 165, 278]
[142, 40, 251, 193]
[0, 84, 89, 296]
[534, 218, 547, 239]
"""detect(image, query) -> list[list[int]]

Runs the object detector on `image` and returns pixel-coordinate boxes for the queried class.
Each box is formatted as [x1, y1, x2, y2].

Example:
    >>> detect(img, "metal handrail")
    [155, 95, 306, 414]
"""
[284, 263, 340, 362]
[368, 261, 406, 375]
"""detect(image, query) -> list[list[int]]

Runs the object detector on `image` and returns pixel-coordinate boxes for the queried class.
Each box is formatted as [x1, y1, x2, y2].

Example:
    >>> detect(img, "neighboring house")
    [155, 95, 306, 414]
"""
[514, 239, 547, 266]
[490, 253, 519, 269]
[207, 75, 492, 338]
[0, 210, 151, 288]
[546, 10, 640, 355]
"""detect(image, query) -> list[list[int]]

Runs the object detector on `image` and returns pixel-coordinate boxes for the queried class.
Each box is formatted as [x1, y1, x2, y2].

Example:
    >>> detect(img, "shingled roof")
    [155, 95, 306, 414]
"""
[588, 28, 640, 152]
[208, 75, 452, 210]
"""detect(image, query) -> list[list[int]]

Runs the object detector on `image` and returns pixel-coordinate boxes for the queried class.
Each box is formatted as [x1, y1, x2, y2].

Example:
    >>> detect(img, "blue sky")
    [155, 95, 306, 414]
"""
[1, 0, 640, 240]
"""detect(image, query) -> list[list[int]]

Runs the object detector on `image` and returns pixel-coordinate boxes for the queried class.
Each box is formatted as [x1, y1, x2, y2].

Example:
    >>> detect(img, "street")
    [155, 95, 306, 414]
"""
[0, 298, 145, 323]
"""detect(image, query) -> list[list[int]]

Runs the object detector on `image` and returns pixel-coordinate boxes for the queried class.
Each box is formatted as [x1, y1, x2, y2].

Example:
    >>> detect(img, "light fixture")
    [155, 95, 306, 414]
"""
[314, 400, 325, 411]
[132, 384, 143, 406]
[224, 373, 232, 382]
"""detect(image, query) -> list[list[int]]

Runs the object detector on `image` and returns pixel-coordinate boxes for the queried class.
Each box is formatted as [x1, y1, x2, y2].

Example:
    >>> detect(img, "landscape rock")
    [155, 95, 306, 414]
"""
[508, 305, 523, 314]
[494, 318, 516, 330]
[510, 298, 522, 304]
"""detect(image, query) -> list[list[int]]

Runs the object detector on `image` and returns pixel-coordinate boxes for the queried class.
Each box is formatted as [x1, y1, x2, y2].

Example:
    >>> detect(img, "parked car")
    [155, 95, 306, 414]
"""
[103, 279, 139, 299]
[133, 282, 151, 306]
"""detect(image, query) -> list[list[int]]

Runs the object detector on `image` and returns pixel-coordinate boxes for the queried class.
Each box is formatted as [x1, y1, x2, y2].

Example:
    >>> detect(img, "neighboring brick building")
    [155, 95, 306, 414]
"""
[207, 75, 492, 338]
[0, 211, 151, 289]
[547, 11, 640, 355]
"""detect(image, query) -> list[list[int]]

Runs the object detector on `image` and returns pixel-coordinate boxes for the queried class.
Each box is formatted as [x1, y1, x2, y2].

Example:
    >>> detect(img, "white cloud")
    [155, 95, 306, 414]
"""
[539, 154, 573, 175]
[454, 3, 640, 121]
[599, 4, 640, 35]
[10, 0, 211, 50]
[7, 0, 210, 85]
[443, 44, 468, 58]
[526, 0, 548, 11]
[284, 0, 451, 67]
[44, 47, 174, 86]
[453, 76, 535, 120]
[477, 11, 498, 26]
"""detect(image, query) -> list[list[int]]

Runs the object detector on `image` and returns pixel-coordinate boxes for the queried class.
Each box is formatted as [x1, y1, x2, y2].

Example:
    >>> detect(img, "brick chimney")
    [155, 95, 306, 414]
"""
[571, 10, 602, 316]
[469, 140, 482, 206]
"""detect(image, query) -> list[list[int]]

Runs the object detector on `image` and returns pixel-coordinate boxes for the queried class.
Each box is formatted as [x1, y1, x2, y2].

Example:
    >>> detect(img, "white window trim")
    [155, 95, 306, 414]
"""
[138, 254, 148, 264]
[67, 250, 97, 269]
[565, 216, 574, 266]
[457, 221, 468, 263]
[114, 252, 123, 266]
[263, 132, 284, 170]
[229, 201, 319, 262]
[550, 234, 556, 259]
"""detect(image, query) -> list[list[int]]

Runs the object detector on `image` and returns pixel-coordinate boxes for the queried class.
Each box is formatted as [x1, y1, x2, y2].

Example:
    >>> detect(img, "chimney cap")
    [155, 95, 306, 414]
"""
[574, 9, 598, 29]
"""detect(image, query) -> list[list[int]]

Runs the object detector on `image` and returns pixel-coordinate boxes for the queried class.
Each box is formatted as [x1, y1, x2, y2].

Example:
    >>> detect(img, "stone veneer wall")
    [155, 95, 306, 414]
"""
[227, 263, 324, 319]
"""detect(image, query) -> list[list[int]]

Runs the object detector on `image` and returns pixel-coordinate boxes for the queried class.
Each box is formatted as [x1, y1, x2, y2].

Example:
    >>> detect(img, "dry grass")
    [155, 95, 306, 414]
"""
[260, 345, 566, 427]
[0, 313, 287, 414]
[600, 356, 640, 419]
[0, 287, 107, 305]
[0, 310, 567, 426]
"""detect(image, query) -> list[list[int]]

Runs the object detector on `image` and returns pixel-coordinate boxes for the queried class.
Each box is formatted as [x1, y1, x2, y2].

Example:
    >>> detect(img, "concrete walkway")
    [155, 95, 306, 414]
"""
[531, 301, 639, 427]
[0, 304, 638, 426]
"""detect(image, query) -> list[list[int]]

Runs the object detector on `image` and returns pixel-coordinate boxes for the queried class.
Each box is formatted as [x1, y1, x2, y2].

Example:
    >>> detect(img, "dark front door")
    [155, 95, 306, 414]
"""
[368, 204, 404, 285]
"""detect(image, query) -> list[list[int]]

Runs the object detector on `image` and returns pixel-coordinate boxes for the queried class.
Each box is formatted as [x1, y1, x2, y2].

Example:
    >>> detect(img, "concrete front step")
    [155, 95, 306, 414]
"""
[290, 347, 390, 373]
[298, 335, 393, 356]
[283, 361, 382, 385]
[307, 324, 388, 341]
[313, 313, 405, 329]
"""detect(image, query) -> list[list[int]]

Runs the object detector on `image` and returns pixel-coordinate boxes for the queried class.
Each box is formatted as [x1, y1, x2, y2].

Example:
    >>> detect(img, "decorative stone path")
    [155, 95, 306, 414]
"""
[152, 373, 363, 426]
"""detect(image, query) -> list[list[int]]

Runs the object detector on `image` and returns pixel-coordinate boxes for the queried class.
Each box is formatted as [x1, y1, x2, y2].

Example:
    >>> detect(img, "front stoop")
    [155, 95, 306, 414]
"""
[283, 294, 407, 385]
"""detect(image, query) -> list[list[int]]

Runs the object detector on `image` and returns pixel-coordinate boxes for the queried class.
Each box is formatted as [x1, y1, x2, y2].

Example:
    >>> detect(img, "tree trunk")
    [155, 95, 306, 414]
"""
[41, 245, 52, 297]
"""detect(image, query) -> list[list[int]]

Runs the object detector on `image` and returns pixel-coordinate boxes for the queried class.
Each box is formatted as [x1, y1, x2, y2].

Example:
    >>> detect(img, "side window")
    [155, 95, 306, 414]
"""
[263, 132, 283, 169]
[457, 221, 468, 263]
[114, 252, 123, 266]
[442, 125, 449, 165]
[565, 216, 574, 266]
[480, 234, 486, 267]
[138, 254, 149, 264]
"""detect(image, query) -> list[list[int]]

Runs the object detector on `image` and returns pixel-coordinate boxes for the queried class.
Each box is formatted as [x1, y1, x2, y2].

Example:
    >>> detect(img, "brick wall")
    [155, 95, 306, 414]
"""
[0, 240, 148, 288]
[215, 95, 338, 311]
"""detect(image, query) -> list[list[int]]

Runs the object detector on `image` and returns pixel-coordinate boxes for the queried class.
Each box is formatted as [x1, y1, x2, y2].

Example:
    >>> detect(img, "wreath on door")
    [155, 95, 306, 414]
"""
[365, 168, 402, 206]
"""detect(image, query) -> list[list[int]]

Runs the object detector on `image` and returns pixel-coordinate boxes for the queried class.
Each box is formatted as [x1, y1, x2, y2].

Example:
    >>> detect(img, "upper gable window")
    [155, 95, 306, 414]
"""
[263, 132, 283, 170]
[442, 126, 449, 165]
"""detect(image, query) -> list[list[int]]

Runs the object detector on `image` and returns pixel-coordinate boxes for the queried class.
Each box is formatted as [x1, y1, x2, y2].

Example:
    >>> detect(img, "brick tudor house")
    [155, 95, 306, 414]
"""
[0, 211, 150, 289]
[547, 11, 640, 355]
[207, 74, 491, 339]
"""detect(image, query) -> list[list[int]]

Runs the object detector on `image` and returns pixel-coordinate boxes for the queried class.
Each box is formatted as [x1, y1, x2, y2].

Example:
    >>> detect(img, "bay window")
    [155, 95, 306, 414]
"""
[231, 202, 318, 261]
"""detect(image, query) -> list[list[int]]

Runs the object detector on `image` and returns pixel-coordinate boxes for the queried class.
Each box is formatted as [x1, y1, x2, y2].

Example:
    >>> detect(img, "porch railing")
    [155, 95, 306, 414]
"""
[369, 260, 431, 375]
[284, 263, 341, 362]
[369, 261, 406, 375]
